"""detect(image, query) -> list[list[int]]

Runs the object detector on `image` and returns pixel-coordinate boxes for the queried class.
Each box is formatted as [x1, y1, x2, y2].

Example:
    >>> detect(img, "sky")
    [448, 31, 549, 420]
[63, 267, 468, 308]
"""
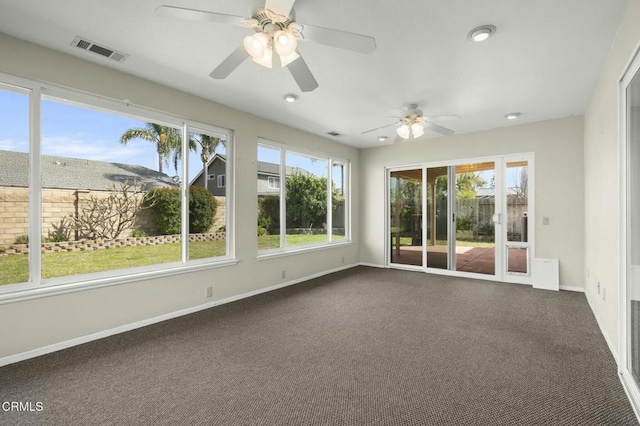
[1, 89, 337, 184]
[0, 90, 225, 182]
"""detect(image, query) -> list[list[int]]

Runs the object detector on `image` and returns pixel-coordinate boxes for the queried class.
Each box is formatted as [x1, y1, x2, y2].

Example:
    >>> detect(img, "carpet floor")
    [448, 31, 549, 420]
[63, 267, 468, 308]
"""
[0, 266, 637, 425]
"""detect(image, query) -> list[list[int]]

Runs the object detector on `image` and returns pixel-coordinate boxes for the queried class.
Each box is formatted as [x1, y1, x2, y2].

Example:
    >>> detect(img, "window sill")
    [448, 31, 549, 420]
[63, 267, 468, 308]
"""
[0, 258, 239, 305]
[257, 240, 352, 261]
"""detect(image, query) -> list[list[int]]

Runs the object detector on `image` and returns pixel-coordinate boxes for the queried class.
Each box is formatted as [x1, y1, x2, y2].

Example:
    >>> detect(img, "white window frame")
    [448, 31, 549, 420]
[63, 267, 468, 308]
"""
[217, 174, 225, 188]
[0, 73, 236, 302]
[267, 176, 280, 189]
[257, 139, 351, 259]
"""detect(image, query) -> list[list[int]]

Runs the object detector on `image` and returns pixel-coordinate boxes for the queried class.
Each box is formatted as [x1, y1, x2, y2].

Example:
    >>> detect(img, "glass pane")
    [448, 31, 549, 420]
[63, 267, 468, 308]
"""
[41, 98, 182, 280]
[455, 162, 495, 275]
[507, 246, 528, 274]
[332, 161, 347, 241]
[0, 88, 30, 286]
[390, 169, 423, 266]
[426, 167, 447, 269]
[627, 67, 640, 383]
[285, 152, 328, 247]
[506, 161, 529, 243]
[258, 145, 281, 251]
[188, 131, 227, 260]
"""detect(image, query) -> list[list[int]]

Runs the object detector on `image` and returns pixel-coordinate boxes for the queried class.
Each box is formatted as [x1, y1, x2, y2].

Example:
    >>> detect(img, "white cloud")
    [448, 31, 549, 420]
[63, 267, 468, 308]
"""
[0, 138, 28, 152]
[41, 135, 151, 165]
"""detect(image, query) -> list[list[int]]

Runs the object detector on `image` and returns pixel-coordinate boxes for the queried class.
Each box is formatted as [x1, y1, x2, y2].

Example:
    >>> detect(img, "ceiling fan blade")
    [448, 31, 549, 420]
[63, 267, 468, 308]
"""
[423, 115, 461, 122]
[287, 54, 318, 92]
[298, 23, 376, 54]
[265, 0, 297, 17]
[424, 122, 455, 136]
[210, 46, 249, 79]
[156, 5, 247, 26]
[361, 122, 398, 135]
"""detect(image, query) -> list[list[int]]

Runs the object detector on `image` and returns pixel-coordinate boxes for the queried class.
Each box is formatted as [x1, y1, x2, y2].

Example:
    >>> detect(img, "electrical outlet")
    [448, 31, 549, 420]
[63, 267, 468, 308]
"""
[597, 281, 600, 294]
[281, 270, 286, 279]
[603, 287, 606, 301]
[542, 216, 550, 225]
[206, 286, 213, 298]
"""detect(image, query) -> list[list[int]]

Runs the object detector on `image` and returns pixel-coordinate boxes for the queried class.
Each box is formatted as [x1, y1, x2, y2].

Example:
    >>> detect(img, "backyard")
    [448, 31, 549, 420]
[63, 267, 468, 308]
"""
[1, 233, 346, 286]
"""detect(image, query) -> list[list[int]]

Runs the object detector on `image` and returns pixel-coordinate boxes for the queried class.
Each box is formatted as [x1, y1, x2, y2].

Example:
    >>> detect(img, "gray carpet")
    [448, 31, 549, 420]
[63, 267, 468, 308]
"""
[0, 266, 637, 425]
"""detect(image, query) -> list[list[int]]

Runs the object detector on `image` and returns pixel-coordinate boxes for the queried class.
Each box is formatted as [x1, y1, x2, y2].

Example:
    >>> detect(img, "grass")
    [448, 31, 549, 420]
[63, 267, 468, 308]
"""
[1, 234, 347, 286]
[257, 233, 345, 251]
[0, 240, 226, 286]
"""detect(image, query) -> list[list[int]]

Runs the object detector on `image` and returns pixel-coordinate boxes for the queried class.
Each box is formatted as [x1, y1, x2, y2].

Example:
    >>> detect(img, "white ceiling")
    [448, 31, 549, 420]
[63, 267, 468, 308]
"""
[0, 0, 628, 148]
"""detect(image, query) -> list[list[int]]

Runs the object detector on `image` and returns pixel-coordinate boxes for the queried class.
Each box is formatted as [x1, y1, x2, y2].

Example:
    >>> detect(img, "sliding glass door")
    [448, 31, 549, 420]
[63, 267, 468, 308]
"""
[389, 169, 423, 267]
[623, 51, 640, 405]
[388, 155, 533, 283]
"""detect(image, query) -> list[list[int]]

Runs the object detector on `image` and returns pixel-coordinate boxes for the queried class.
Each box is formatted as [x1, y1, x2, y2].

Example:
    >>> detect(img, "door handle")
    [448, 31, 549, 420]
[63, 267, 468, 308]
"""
[492, 213, 501, 224]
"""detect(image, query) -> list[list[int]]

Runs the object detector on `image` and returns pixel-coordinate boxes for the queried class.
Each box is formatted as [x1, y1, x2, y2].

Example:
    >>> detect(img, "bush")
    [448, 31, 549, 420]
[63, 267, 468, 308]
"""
[14, 235, 29, 245]
[146, 186, 217, 235]
[189, 186, 218, 233]
[478, 222, 495, 236]
[258, 215, 272, 234]
[131, 229, 148, 238]
[145, 187, 182, 235]
[456, 215, 473, 231]
[257, 226, 266, 237]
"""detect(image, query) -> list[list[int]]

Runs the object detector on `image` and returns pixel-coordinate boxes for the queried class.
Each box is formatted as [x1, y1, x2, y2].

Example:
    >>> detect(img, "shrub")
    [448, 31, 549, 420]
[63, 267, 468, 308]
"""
[145, 187, 181, 234]
[456, 215, 473, 231]
[258, 215, 272, 234]
[189, 186, 218, 233]
[131, 229, 148, 238]
[257, 226, 266, 237]
[44, 234, 68, 243]
[146, 186, 217, 235]
[478, 222, 495, 236]
[14, 235, 29, 245]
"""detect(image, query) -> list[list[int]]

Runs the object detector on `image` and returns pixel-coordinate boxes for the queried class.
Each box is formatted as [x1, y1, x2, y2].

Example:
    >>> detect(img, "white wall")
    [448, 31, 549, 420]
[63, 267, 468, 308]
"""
[0, 33, 360, 359]
[584, 0, 640, 356]
[360, 116, 585, 287]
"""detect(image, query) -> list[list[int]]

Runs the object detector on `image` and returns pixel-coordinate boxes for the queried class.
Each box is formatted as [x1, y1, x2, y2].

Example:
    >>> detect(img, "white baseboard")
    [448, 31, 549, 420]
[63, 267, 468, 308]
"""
[559, 285, 585, 292]
[0, 263, 359, 368]
[359, 262, 387, 268]
[585, 291, 618, 363]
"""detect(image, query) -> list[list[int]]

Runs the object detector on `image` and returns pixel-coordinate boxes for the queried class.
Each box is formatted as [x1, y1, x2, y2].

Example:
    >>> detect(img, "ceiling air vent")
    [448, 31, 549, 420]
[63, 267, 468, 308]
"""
[327, 131, 341, 137]
[70, 36, 129, 63]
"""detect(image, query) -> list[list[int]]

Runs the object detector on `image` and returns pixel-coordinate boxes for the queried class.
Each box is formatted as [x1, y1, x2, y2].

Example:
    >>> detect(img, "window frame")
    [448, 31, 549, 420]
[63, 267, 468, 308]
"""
[257, 139, 351, 259]
[217, 174, 225, 188]
[0, 73, 236, 300]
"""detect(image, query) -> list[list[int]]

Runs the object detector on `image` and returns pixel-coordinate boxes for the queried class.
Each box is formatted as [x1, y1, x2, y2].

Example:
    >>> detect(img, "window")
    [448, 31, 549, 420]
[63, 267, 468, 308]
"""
[0, 75, 233, 294]
[0, 84, 30, 287]
[257, 140, 349, 254]
[268, 176, 280, 189]
[217, 174, 225, 188]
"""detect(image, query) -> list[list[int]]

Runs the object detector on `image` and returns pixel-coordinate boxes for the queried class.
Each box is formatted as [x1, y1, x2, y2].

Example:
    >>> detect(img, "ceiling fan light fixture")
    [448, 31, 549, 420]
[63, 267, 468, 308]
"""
[274, 30, 298, 56]
[468, 25, 496, 42]
[411, 122, 425, 138]
[251, 45, 273, 68]
[397, 124, 411, 140]
[243, 33, 269, 59]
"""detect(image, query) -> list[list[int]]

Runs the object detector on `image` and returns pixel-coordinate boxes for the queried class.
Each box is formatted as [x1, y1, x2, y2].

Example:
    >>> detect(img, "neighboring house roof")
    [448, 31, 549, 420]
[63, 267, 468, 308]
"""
[0, 150, 176, 191]
[189, 153, 310, 186]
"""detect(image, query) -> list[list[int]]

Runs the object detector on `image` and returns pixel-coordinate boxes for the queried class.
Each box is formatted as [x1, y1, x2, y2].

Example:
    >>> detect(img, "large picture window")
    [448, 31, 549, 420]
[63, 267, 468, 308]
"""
[257, 141, 349, 254]
[0, 77, 233, 293]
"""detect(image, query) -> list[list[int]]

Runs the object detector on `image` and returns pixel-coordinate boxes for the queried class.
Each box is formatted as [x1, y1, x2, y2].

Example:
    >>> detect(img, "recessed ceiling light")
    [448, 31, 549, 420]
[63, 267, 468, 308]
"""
[377, 136, 388, 142]
[283, 94, 298, 102]
[505, 112, 521, 120]
[468, 25, 497, 42]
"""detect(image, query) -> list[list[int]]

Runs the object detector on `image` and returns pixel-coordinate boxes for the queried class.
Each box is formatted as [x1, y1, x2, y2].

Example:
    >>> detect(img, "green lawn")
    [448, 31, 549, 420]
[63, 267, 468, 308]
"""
[0, 240, 226, 286]
[1, 234, 348, 286]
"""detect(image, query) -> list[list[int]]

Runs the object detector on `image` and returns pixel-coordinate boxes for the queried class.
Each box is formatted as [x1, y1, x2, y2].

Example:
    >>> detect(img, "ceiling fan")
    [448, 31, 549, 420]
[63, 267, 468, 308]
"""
[362, 104, 458, 142]
[156, 0, 377, 92]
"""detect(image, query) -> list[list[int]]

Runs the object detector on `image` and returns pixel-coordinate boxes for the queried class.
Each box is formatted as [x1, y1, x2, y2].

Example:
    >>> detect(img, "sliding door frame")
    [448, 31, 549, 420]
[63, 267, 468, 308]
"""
[618, 43, 640, 418]
[385, 153, 534, 285]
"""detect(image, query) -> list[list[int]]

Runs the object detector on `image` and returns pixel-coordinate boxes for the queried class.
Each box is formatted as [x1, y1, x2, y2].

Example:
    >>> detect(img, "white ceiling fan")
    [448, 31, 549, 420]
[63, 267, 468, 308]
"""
[156, 0, 377, 92]
[362, 104, 458, 142]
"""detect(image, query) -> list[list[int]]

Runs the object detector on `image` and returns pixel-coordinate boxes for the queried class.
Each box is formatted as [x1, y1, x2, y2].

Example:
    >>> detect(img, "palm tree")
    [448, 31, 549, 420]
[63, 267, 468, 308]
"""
[120, 123, 182, 174]
[193, 134, 226, 188]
